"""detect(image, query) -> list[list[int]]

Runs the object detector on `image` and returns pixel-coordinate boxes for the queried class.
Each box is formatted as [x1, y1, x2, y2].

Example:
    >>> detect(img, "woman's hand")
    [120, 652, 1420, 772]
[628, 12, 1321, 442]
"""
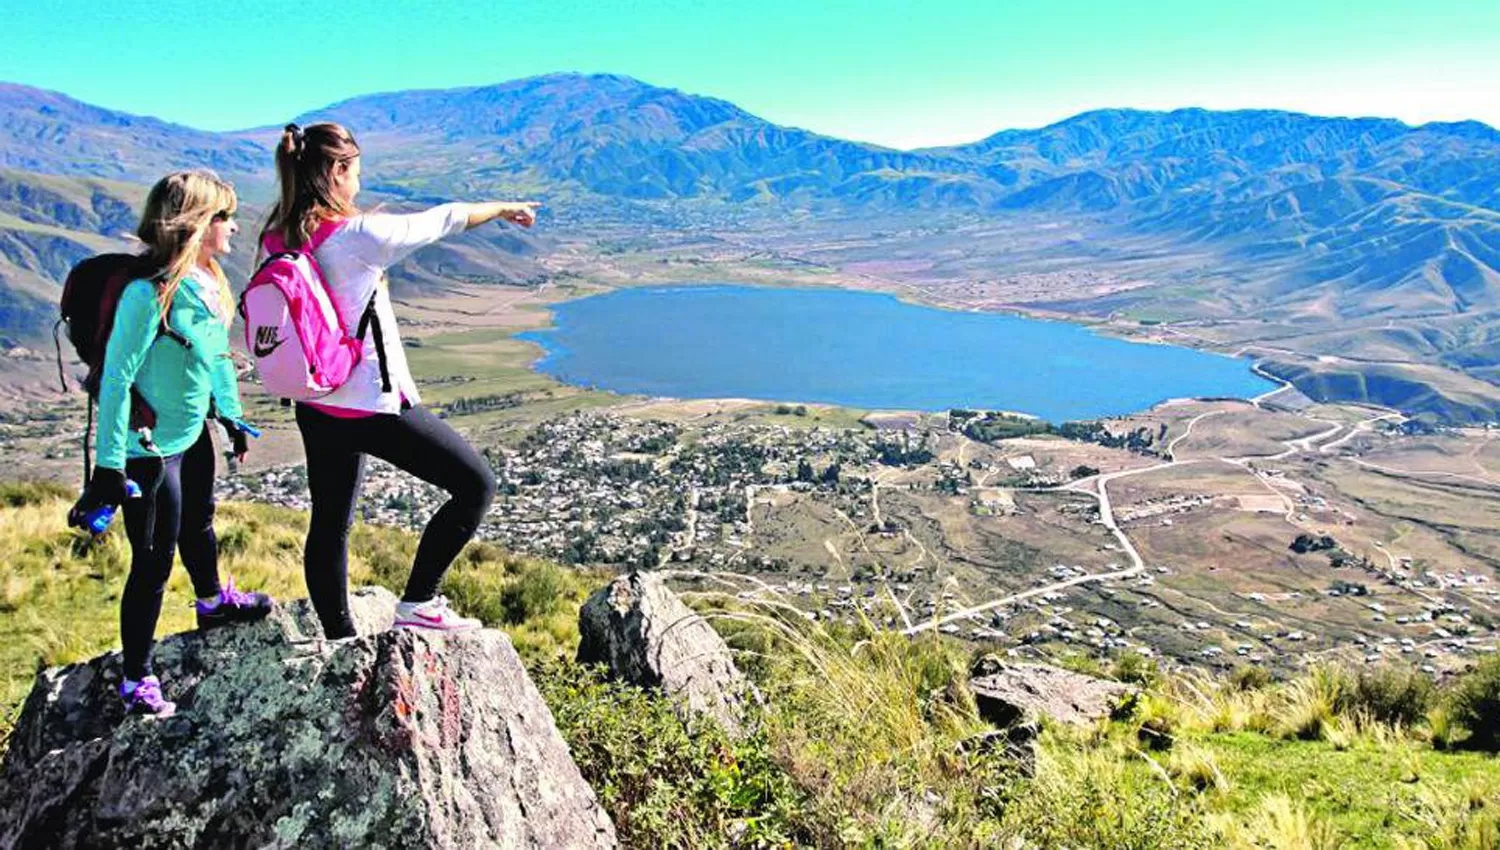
[466, 202, 542, 230]
[218, 417, 257, 463]
[500, 202, 541, 228]
[68, 466, 130, 528]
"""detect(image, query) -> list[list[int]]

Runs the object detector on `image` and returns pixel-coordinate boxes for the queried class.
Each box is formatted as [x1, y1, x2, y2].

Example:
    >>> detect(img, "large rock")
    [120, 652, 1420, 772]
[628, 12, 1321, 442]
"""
[0, 587, 617, 849]
[577, 572, 752, 733]
[969, 662, 1137, 728]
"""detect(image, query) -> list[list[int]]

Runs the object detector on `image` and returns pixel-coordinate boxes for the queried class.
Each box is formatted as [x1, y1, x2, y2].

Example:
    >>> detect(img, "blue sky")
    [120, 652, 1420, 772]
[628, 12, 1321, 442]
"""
[6, 0, 1498, 148]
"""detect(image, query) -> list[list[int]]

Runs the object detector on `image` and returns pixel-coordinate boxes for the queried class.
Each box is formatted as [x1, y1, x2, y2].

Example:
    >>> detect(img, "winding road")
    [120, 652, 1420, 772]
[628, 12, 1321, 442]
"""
[902, 379, 1405, 637]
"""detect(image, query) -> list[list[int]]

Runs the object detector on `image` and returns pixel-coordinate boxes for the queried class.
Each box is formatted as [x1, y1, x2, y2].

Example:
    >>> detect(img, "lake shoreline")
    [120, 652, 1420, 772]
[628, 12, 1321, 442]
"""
[517, 283, 1278, 424]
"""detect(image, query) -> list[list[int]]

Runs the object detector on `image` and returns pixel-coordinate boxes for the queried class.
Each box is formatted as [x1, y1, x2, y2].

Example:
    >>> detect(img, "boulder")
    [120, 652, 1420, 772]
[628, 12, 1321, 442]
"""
[0, 587, 617, 849]
[577, 572, 752, 733]
[957, 721, 1040, 778]
[969, 662, 1136, 728]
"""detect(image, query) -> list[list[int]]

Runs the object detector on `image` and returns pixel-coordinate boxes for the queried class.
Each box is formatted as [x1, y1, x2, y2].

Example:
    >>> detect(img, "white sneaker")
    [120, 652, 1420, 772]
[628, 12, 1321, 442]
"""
[394, 595, 482, 631]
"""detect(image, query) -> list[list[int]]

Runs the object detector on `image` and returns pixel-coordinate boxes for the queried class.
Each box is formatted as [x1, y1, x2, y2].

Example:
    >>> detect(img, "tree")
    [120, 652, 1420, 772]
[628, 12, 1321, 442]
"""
[796, 458, 815, 483]
[1450, 655, 1500, 751]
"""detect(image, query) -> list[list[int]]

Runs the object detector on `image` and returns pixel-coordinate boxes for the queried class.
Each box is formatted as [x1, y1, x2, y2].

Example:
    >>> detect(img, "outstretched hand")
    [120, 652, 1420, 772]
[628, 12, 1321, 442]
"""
[500, 202, 541, 228]
[467, 201, 543, 231]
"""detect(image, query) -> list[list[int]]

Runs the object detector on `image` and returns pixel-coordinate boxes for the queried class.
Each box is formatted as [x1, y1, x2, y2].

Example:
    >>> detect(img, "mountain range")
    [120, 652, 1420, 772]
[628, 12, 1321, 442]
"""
[2, 73, 1498, 419]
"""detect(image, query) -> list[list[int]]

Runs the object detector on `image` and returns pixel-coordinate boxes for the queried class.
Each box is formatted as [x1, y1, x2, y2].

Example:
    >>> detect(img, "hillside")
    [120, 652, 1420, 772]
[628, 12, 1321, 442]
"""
[0, 170, 145, 338]
[275, 73, 985, 207]
[0, 83, 268, 185]
[1, 480, 1497, 847]
[1, 74, 1499, 420]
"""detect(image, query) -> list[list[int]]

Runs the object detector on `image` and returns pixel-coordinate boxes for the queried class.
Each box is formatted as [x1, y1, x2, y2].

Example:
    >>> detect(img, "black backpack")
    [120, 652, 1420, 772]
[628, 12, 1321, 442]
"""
[55, 254, 187, 478]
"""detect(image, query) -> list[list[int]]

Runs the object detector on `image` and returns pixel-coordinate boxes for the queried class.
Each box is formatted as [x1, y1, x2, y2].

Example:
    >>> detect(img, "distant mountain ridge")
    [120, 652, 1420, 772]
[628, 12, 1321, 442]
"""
[7, 74, 1496, 215]
[275, 73, 979, 205]
[0, 84, 268, 185]
[2, 73, 1498, 419]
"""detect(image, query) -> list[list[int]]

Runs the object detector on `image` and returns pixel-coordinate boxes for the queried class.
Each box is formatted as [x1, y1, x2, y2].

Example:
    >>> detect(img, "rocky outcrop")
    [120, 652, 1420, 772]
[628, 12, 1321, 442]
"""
[969, 662, 1136, 728]
[577, 572, 753, 733]
[0, 587, 616, 850]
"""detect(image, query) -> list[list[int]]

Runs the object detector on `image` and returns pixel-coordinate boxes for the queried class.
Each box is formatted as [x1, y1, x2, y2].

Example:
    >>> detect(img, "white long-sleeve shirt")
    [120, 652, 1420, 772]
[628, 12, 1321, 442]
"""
[308, 203, 471, 414]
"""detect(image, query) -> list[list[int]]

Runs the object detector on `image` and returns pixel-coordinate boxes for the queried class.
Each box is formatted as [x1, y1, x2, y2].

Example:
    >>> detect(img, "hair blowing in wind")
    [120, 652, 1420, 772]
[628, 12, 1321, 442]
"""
[136, 169, 237, 320]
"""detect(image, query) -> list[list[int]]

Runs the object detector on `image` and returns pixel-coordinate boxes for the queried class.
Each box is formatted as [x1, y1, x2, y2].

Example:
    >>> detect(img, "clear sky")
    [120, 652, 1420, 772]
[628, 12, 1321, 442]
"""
[5, 0, 1498, 149]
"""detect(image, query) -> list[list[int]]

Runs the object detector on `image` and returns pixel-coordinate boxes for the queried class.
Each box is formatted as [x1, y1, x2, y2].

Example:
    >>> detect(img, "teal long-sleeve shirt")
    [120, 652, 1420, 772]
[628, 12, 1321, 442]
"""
[96, 277, 244, 470]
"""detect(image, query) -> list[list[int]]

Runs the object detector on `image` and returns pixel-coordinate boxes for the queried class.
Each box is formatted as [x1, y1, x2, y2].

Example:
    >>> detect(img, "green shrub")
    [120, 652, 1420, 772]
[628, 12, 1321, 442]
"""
[1429, 705, 1459, 752]
[533, 659, 813, 848]
[1350, 665, 1435, 728]
[1449, 655, 1500, 751]
[0, 480, 73, 507]
[1230, 665, 1273, 692]
[1111, 651, 1162, 687]
[1168, 744, 1229, 795]
[1276, 667, 1349, 741]
[1057, 652, 1106, 678]
[499, 560, 568, 625]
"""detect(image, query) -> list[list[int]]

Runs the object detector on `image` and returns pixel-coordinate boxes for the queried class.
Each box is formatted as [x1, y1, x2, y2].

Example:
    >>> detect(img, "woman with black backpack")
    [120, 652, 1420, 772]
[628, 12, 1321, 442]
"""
[260, 123, 537, 639]
[71, 170, 274, 717]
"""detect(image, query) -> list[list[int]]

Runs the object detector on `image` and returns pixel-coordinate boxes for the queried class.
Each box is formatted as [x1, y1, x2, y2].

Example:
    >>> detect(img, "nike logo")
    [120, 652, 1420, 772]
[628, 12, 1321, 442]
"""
[253, 326, 285, 358]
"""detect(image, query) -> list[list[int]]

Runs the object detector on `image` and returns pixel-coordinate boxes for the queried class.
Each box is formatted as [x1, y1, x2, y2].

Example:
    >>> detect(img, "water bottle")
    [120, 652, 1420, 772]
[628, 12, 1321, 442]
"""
[84, 480, 142, 535]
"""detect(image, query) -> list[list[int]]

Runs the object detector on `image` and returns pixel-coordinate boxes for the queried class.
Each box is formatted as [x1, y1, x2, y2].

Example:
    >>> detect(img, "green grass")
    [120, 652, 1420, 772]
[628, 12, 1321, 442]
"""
[743, 404, 875, 431]
[404, 332, 557, 394]
[1202, 731, 1498, 848]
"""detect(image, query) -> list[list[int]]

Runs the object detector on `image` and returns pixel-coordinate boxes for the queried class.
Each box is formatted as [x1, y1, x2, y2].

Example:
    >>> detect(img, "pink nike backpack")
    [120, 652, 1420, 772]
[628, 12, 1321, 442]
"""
[239, 220, 390, 400]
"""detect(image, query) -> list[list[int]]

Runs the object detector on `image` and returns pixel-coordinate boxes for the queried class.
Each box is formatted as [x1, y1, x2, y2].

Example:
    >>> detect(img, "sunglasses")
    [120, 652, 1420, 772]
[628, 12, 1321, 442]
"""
[212, 210, 236, 222]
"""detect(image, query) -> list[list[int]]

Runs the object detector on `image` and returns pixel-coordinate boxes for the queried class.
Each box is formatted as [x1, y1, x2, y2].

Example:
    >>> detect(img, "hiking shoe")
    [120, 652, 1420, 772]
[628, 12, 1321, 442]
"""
[394, 595, 481, 632]
[120, 675, 177, 718]
[196, 576, 274, 630]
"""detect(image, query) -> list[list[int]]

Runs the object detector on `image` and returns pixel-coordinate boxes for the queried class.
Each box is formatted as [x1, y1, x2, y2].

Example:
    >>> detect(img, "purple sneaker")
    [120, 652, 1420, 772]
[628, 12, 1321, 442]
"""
[120, 675, 176, 718]
[196, 575, 274, 630]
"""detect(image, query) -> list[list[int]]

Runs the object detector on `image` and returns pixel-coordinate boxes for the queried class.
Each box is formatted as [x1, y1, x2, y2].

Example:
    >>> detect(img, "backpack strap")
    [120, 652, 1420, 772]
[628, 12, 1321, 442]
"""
[355, 295, 393, 393]
[83, 397, 94, 484]
[304, 219, 343, 252]
[52, 318, 68, 392]
[249, 251, 297, 283]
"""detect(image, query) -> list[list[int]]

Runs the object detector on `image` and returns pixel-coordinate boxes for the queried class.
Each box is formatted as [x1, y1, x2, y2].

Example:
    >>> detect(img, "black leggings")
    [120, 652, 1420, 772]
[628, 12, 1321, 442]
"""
[121, 424, 222, 680]
[295, 403, 496, 638]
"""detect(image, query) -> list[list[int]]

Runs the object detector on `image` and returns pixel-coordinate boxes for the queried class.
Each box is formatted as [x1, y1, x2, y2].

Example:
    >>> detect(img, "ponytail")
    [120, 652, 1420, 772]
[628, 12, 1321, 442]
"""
[262, 121, 361, 250]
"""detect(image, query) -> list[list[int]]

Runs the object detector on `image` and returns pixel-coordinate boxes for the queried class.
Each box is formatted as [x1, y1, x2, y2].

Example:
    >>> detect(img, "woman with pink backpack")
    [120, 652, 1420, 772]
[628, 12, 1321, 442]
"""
[257, 122, 537, 639]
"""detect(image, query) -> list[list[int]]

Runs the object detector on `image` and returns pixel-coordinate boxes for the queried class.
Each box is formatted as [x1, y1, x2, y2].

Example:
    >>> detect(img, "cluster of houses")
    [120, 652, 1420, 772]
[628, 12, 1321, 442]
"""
[211, 409, 1498, 674]
[221, 411, 891, 568]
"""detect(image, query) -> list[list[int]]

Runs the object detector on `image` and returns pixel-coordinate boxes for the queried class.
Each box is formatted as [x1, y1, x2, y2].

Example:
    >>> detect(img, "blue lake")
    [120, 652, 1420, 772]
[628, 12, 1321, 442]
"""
[519, 285, 1277, 422]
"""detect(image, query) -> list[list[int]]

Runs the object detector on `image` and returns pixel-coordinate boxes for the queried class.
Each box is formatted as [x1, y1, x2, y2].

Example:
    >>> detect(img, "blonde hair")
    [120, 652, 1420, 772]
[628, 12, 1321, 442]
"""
[136, 170, 237, 322]
[262, 122, 361, 249]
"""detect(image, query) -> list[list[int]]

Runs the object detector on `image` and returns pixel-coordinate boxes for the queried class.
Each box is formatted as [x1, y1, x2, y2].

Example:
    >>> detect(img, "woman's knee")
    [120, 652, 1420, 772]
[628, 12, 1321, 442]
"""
[469, 462, 498, 510]
[448, 459, 497, 512]
[125, 549, 175, 589]
[180, 499, 216, 534]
